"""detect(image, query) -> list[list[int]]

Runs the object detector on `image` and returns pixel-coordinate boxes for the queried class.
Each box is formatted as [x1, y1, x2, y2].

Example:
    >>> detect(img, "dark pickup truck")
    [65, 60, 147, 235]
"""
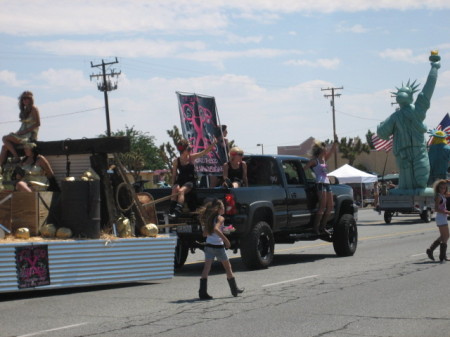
[147, 155, 358, 270]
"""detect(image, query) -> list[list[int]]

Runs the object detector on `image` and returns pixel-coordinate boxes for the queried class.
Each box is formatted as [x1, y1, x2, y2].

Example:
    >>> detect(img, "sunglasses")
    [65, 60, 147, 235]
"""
[231, 153, 243, 156]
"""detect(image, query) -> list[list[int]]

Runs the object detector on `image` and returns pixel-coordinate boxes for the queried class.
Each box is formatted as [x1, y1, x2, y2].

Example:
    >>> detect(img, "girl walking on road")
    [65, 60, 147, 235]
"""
[198, 199, 244, 299]
[426, 179, 450, 262]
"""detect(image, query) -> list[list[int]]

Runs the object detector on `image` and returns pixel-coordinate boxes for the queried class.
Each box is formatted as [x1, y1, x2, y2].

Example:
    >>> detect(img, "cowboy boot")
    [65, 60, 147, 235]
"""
[426, 239, 441, 261]
[439, 243, 449, 262]
[227, 277, 244, 297]
[199, 278, 213, 300]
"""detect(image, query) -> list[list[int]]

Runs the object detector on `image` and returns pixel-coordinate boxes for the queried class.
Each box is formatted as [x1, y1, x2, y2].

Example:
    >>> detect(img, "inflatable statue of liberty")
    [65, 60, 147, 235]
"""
[377, 51, 441, 195]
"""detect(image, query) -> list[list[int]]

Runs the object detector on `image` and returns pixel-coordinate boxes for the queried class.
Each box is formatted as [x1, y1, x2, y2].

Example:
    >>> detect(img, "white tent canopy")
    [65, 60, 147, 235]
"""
[328, 164, 377, 205]
[328, 164, 378, 183]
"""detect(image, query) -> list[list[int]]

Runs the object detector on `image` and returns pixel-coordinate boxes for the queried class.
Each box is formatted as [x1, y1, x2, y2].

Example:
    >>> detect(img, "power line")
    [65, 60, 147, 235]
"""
[0, 107, 104, 125]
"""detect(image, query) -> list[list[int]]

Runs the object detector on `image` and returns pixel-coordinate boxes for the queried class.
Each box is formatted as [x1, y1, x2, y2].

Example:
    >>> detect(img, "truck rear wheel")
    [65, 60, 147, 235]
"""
[174, 240, 189, 269]
[240, 221, 274, 270]
[333, 214, 357, 257]
[384, 211, 393, 224]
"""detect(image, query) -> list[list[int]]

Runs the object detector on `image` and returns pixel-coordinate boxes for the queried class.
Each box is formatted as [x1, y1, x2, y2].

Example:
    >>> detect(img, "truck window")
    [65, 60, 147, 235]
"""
[245, 157, 281, 186]
[301, 161, 316, 183]
[282, 160, 305, 185]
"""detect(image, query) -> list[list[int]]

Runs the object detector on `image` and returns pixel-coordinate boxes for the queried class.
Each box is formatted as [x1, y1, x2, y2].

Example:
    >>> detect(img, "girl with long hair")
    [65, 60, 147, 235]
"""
[198, 199, 243, 299]
[426, 179, 450, 262]
[0, 91, 41, 167]
[304, 135, 339, 235]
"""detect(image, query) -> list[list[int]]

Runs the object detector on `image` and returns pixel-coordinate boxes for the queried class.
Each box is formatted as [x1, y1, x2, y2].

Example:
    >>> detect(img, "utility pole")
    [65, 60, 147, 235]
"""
[90, 57, 121, 137]
[322, 86, 343, 168]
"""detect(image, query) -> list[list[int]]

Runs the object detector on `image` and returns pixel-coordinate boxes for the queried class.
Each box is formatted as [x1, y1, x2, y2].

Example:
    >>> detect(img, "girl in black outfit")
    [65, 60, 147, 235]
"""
[222, 147, 248, 188]
[169, 138, 217, 218]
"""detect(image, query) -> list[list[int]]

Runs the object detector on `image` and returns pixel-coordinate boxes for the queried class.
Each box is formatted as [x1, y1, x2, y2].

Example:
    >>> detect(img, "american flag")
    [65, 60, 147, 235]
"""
[371, 134, 393, 152]
[427, 113, 450, 146]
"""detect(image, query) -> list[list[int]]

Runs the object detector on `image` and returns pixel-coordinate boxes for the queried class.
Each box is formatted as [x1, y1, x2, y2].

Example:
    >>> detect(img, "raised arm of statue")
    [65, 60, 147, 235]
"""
[415, 52, 440, 114]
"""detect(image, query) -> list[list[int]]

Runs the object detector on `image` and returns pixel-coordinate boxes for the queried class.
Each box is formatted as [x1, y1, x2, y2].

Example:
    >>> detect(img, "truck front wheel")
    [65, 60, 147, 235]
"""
[240, 221, 274, 270]
[333, 214, 357, 257]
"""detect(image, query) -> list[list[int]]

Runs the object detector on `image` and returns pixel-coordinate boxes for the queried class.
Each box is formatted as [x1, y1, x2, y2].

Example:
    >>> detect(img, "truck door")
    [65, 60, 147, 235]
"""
[282, 160, 311, 228]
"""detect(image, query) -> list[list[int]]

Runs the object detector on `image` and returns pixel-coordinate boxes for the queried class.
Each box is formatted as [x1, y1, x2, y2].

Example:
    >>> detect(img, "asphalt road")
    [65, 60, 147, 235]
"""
[1, 209, 450, 337]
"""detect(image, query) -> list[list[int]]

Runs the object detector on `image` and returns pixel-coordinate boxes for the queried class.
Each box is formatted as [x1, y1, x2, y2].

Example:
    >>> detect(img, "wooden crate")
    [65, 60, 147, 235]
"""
[0, 191, 12, 231]
[10, 192, 54, 236]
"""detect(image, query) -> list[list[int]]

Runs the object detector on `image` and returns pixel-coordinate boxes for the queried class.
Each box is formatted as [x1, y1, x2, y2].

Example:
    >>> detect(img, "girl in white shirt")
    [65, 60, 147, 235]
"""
[198, 199, 243, 299]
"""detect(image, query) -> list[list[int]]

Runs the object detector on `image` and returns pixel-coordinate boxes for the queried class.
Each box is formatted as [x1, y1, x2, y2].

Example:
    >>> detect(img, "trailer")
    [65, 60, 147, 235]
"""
[0, 137, 178, 293]
[378, 194, 435, 224]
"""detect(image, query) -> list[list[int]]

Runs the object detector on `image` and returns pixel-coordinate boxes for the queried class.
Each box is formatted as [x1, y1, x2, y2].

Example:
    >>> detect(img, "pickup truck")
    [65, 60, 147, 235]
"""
[147, 155, 358, 270]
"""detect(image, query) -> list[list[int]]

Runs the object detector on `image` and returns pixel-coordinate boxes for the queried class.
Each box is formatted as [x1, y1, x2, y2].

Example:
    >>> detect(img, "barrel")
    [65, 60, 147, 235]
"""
[60, 180, 101, 238]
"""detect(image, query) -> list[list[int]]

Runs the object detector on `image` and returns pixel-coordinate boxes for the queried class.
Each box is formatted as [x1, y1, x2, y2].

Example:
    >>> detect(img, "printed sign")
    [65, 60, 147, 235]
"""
[15, 245, 50, 289]
[176, 92, 227, 174]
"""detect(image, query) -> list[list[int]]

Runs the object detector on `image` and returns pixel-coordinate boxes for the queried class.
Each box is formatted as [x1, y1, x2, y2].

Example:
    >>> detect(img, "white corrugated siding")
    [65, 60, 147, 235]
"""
[0, 235, 177, 293]
[46, 154, 92, 182]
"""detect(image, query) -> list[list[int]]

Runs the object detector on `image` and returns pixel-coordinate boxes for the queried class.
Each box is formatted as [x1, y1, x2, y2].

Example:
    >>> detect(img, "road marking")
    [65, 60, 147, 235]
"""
[262, 275, 319, 287]
[18, 323, 88, 337]
[411, 253, 426, 257]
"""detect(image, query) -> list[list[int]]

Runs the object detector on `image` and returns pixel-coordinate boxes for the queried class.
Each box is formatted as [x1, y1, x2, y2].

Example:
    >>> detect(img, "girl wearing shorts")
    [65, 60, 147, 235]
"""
[426, 179, 450, 262]
[198, 199, 243, 299]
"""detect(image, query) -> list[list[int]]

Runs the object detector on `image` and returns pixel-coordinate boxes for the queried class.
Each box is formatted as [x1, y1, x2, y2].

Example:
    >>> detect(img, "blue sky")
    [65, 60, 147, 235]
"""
[1, 0, 450, 155]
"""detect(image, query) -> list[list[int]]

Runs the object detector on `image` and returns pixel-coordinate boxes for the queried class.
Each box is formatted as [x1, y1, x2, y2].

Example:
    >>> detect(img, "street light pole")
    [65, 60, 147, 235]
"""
[257, 143, 264, 154]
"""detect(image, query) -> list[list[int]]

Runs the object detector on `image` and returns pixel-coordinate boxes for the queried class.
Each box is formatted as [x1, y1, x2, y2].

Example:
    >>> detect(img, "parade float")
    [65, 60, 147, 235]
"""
[377, 51, 442, 223]
[0, 137, 177, 293]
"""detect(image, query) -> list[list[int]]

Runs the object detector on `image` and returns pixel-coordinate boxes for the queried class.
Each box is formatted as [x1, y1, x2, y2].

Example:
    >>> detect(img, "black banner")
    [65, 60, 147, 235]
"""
[16, 245, 50, 289]
[176, 92, 227, 174]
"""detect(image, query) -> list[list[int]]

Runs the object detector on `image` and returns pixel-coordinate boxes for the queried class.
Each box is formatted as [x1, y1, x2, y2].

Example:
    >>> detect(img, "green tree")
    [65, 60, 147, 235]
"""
[158, 126, 183, 183]
[337, 136, 371, 166]
[100, 126, 165, 180]
[366, 129, 376, 150]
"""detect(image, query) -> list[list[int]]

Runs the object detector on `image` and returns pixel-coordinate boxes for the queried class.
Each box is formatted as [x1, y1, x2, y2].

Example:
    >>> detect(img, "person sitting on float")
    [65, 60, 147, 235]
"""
[0, 91, 41, 168]
[222, 147, 248, 188]
[169, 138, 217, 218]
[12, 142, 60, 192]
[427, 129, 450, 186]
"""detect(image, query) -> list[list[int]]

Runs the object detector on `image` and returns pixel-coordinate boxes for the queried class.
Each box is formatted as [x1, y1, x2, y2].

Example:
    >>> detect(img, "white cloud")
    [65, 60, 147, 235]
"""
[285, 58, 341, 69]
[28, 39, 206, 58]
[0, 1, 229, 36]
[225, 33, 263, 44]
[336, 22, 368, 33]
[0, 70, 27, 87]
[3, 1, 450, 37]
[378, 48, 425, 63]
[38, 69, 91, 90]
